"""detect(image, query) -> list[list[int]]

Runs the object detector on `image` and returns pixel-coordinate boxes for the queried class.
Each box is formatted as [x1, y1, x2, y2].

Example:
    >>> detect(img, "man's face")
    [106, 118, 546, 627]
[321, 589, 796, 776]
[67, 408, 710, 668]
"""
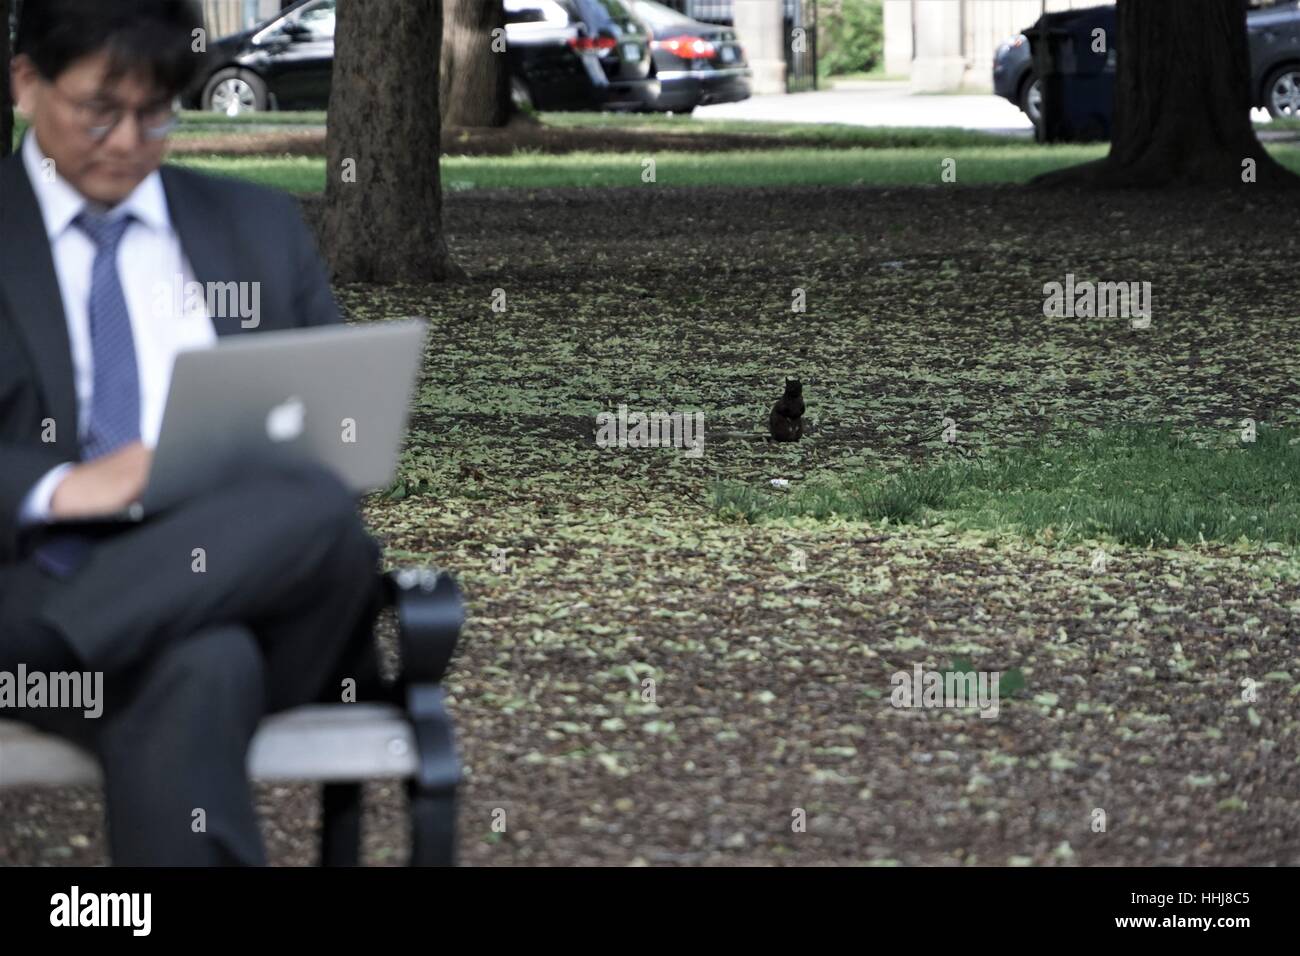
[11, 50, 173, 206]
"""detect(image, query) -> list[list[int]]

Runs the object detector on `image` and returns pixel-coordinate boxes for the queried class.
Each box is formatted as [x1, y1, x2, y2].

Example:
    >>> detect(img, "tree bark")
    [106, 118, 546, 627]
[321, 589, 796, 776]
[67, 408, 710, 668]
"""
[1, 0, 13, 159]
[1036, 0, 1298, 189]
[322, 0, 463, 282]
[440, 0, 510, 128]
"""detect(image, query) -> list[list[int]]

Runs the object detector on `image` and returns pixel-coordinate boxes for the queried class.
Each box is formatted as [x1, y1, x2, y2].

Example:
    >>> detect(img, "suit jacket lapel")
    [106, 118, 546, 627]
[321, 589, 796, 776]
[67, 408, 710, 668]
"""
[0, 153, 80, 458]
[160, 165, 249, 340]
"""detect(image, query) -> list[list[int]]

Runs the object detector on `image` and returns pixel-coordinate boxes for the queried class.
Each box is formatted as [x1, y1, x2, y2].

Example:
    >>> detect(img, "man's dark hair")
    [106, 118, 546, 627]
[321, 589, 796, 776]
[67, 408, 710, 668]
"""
[15, 0, 206, 96]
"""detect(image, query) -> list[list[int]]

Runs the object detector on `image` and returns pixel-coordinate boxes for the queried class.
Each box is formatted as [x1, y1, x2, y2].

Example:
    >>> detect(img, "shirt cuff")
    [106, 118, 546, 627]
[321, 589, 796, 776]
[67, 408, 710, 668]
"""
[17, 462, 76, 527]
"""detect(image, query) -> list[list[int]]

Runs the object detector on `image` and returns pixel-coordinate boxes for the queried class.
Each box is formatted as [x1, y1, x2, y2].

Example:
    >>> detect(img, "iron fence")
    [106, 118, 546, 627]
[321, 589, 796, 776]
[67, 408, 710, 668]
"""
[659, 0, 819, 93]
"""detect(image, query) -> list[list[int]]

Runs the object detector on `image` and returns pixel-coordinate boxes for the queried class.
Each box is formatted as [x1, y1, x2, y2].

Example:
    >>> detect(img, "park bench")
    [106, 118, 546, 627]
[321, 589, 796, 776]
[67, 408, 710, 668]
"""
[0, 568, 465, 867]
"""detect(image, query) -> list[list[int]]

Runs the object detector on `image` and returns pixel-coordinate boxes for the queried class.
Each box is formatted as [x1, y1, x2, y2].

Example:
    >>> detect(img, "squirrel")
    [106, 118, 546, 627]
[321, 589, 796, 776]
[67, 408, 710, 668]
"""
[710, 380, 808, 443]
[768, 379, 805, 442]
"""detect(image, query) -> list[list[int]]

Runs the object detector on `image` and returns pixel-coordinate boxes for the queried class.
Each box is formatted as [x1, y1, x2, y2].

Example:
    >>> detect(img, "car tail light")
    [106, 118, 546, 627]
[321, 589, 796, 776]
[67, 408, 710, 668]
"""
[653, 35, 717, 59]
[568, 35, 618, 54]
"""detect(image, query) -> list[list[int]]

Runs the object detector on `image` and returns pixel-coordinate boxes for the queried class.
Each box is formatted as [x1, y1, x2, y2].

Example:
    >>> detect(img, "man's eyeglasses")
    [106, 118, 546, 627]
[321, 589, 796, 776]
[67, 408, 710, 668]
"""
[46, 81, 179, 143]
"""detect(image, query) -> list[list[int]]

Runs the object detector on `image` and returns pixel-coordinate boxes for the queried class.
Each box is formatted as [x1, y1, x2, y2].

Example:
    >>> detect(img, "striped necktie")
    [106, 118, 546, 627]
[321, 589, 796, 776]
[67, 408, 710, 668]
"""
[32, 211, 141, 578]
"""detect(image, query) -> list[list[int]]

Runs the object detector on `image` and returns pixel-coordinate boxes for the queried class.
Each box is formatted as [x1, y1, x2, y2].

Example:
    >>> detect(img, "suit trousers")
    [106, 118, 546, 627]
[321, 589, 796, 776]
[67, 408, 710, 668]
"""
[0, 461, 388, 865]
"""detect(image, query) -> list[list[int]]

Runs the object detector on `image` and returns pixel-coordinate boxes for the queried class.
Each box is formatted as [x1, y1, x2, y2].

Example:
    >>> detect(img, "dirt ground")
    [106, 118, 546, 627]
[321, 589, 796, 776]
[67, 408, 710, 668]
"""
[3, 183, 1300, 866]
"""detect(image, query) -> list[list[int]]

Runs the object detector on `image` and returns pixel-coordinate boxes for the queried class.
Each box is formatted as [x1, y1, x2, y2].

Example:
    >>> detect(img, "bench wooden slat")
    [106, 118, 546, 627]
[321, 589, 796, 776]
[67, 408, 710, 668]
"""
[0, 704, 417, 788]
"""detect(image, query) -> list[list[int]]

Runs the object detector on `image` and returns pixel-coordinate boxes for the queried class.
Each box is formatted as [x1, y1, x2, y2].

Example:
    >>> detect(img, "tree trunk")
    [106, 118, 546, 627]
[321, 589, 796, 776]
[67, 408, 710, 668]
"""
[1036, 0, 1298, 188]
[322, 0, 463, 282]
[1, 0, 12, 159]
[440, 0, 510, 128]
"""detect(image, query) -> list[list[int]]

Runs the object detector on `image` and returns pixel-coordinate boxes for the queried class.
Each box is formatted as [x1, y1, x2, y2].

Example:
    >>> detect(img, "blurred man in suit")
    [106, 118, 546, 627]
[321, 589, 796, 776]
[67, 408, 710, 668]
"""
[0, 0, 387, 864]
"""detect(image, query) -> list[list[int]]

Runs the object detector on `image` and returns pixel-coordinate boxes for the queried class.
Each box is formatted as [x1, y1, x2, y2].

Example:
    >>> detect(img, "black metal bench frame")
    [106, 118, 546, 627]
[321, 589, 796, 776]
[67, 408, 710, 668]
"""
[322, 568, 464, 867]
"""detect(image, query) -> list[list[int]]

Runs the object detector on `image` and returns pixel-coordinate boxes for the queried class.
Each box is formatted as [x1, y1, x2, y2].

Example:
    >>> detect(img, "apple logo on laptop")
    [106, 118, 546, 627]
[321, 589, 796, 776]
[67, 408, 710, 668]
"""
[267, 396, 306, 443]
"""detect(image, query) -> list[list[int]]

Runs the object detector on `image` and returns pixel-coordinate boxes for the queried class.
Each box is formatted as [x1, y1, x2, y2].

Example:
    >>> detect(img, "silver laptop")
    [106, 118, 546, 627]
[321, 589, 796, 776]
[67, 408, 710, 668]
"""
[53, 319, 428, 525]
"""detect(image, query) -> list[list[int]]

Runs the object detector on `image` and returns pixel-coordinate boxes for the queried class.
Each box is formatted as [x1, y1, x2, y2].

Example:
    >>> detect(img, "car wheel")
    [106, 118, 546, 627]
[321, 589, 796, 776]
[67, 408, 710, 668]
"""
[1265, 65, 1300, 119]
[511, 76, 535, 113]
[203, 68, 268, 116]
[1020, 75, 1043, 126]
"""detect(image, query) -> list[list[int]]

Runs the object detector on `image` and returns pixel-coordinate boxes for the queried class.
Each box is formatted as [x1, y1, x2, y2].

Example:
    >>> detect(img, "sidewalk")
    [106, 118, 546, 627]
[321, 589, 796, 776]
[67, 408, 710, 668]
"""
[696, 79, 1283, 136]
[695, 80, 1034, 134]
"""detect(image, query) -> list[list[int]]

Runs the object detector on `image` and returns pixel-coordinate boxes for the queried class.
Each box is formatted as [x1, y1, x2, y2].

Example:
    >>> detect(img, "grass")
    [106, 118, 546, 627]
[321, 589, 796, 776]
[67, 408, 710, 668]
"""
[167, 109, 1017, 148]
[7, 105, 1291, 153]
[177, 109, 327, 127]
[825, 70, 911, 84]
[10, 111, 325, 149]
[155, 110, 1300, 190]
[713, 425, 1300, 548]
[170, 155, 326, 193]
[173, 141, 1300, 192]
[9, 105, 1300, 194]
[536, 112, 1019, 147]
[434, 145, 1113, 188]
[1258, 114, 1300, 130]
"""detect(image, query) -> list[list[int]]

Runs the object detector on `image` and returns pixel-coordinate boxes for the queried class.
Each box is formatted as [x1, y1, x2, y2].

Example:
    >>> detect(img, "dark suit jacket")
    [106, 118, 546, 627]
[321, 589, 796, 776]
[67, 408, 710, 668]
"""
[0, 150, 341, 568]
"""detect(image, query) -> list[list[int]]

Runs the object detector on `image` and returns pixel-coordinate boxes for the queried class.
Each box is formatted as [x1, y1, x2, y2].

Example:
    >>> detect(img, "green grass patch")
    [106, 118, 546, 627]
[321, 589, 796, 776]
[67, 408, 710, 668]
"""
[442, 146, 1113, 188]
[11, 111, 326, 151]
[10, 104, 1289, 153]
[172, 142, 1300, 193]
[177, 109, 327, 128]
[826, 71, 911, 84]
[174, 108, 1019, 149]
[173, 144, 1106, 193]
[538, 112, 1019, 148]
[1259, 116, 1300, 131]
[169, 155, 327, 192]
[713, 425, 1300, 549]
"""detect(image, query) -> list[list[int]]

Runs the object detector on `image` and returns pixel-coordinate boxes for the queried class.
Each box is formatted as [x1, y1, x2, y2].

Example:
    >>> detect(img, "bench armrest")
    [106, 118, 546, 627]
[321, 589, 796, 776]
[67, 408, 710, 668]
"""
[373, 567, 465, 866]
[383, 568, 465, 686]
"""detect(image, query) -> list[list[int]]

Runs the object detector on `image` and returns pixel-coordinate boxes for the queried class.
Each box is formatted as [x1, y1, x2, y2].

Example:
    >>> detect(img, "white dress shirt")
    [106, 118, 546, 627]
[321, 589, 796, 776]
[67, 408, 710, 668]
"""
[17, 132, 217, 526]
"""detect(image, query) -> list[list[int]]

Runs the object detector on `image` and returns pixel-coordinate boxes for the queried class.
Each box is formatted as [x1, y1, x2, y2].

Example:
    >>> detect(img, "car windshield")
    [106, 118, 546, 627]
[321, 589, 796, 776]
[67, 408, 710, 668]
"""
[295, 0, 336, 38]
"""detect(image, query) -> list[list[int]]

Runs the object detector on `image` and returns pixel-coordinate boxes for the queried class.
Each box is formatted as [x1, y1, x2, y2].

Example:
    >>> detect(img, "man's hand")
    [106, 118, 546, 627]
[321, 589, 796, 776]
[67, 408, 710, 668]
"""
[49, 442, 153, 519]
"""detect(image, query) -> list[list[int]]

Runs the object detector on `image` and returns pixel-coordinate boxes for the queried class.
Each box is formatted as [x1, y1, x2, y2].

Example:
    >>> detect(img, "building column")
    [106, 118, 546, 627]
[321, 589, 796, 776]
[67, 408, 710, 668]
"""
[733, 0, 786, 96]
[910, 0, 966, 93]
[882, 0, 913, 78]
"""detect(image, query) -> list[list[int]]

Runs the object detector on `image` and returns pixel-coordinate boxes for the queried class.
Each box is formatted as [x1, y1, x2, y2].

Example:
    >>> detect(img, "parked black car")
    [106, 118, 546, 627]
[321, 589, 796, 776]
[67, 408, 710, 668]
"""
[187, 0, 660, 114]
[1251, 0, 1300, 118]
[507, 0, 659, 112]
[188, 0, 336, 112]
[993, 0, 1300, 126]
[628, 0, 751, 114]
